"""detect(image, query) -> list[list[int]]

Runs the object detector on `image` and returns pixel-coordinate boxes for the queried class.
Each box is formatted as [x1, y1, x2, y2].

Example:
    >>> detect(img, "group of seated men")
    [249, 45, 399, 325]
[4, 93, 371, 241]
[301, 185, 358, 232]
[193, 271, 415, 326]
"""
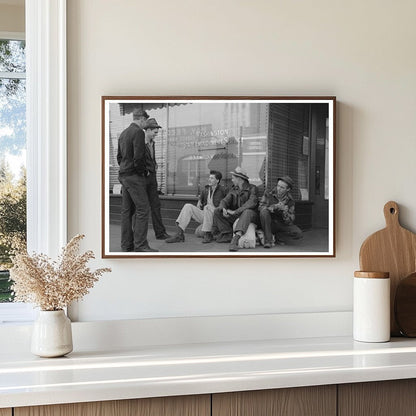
[166, 167, 303, 252]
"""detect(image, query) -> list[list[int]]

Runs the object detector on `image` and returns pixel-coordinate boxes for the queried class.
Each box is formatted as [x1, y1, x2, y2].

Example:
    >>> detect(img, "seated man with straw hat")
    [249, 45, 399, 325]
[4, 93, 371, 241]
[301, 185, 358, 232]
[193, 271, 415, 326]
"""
[213, 167, 259, 252]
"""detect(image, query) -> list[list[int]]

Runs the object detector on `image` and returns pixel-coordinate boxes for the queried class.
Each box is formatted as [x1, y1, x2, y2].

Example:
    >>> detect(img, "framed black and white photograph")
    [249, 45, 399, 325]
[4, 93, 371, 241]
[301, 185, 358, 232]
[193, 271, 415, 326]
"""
[102, 96, 336, 258]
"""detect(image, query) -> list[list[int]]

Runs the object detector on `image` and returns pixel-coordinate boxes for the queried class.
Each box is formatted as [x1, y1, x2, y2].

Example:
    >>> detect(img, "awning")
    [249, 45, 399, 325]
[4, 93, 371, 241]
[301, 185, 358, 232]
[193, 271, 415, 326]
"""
[119, 103, 187, 116]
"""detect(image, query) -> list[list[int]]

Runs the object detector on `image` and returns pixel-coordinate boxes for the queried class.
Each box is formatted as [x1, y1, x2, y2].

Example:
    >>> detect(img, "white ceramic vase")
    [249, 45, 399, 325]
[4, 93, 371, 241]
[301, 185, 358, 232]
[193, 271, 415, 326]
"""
[31, 310, 73, 357]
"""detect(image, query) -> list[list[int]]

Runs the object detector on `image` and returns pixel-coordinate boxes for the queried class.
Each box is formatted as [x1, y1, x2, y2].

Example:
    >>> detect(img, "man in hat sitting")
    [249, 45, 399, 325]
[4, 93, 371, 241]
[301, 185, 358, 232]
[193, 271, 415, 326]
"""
[166, 170, 227, 244]
[213, 167, 259, 252]
[259, 175, 303, 248]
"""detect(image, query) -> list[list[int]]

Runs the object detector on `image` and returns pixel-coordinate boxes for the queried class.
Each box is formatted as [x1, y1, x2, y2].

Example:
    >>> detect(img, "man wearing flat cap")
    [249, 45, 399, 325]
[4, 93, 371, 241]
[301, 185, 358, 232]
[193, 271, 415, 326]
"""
[214, 167, 259, 252]
[259, 175, 303, 248]
[117, 108, 158, 252]
[143, 118, 170, 241]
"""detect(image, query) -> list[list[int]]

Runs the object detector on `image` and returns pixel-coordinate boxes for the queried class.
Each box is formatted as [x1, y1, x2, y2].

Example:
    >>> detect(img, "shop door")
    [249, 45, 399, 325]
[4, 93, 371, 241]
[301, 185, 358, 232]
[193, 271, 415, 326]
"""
[309, 104, 329, 229]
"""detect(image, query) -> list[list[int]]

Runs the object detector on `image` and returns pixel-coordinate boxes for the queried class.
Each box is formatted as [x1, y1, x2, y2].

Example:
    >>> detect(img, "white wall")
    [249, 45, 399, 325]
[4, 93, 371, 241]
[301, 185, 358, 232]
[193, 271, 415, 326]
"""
[0, 3, 24, 33]
[67, 0, 416, 322]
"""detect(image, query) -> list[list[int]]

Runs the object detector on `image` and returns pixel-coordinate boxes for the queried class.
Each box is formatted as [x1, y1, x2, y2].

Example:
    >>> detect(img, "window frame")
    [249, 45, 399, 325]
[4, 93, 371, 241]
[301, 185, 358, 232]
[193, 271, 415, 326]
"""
[0, 0, 67, 323]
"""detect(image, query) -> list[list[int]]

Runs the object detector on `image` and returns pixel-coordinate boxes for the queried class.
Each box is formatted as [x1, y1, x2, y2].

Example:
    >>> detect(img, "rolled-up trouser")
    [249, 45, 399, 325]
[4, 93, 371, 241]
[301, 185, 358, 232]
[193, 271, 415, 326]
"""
[119, 174, 149, 251]
[176, 204, 215, 232]
[214, 209, 259, 235]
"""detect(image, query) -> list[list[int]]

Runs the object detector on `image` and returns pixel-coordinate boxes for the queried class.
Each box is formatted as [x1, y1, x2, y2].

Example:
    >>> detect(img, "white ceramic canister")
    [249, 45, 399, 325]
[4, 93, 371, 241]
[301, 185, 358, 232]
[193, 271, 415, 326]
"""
[353, 271, 390, 343]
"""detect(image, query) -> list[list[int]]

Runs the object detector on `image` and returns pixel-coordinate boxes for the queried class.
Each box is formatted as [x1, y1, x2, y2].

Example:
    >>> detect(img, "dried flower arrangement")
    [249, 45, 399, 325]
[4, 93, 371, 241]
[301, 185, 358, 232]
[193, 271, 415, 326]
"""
[10, 234, 111, 311]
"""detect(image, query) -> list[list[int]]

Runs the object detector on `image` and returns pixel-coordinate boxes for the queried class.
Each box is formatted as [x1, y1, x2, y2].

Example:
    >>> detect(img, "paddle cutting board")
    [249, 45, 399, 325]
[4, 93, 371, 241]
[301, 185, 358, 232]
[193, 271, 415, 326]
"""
[359, 201, 416, 336]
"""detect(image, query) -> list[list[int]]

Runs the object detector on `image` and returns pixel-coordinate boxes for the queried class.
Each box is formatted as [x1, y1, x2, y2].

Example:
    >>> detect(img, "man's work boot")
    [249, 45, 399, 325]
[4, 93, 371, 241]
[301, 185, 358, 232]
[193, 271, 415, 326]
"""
[156, 232, 171, 240]
[135, 245, 159, 252]
[202, 232, 213, 243]
[216, 233, 232, 243]
[229, 234, 241, 252]
[166, 225, 185, 243]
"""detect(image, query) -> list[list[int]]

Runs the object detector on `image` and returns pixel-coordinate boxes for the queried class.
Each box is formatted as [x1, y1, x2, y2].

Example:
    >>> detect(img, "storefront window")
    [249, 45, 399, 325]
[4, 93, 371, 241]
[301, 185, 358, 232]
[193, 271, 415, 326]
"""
[159, 102, 267, 195]
[109, 102, 268, 196]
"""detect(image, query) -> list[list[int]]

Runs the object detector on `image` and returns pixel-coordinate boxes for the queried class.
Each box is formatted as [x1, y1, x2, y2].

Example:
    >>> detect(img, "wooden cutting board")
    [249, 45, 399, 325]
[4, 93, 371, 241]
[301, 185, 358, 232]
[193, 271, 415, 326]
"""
[359, 201, 416, 336]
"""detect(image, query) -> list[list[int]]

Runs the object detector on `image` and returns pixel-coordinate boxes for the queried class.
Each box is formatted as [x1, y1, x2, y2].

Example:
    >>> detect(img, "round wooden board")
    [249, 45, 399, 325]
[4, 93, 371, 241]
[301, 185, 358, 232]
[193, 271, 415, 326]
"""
[395, 272, 416, 337]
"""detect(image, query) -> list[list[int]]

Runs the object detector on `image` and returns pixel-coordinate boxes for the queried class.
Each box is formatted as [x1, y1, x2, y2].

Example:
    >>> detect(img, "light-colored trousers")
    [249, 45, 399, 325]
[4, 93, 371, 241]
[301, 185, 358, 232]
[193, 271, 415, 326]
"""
[176, 203, 215, 232]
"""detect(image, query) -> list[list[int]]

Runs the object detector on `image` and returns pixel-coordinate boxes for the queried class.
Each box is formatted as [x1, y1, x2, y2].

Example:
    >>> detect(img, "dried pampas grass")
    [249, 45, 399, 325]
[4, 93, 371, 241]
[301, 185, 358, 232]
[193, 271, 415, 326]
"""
[10, 234, 111, 311]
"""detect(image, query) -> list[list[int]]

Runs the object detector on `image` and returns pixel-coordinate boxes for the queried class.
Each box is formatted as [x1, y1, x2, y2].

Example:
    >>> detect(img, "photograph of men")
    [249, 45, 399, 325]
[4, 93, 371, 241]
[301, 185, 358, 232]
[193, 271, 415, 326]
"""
[214, 167, 259, 252]
[166, 170, 226, 244]
[143, 118, 170, 241]
[259, 175, 303, 248]
[104, 98, 335, 257]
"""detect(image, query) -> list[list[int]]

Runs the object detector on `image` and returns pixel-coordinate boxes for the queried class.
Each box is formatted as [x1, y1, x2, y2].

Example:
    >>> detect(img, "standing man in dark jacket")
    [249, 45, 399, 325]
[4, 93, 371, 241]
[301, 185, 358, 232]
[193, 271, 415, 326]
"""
[214, 167, 259, 251]
[259, 175, 302, 248]
[117, 109, 158, 252]
[143, 118, 170, 240]
[166, 170, 226, 244]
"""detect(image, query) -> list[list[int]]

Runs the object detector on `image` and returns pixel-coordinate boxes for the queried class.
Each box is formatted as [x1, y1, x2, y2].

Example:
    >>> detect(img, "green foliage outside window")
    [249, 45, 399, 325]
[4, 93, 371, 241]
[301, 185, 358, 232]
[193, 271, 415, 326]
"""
[0, 38, 26, 303]
[0, 162, 26, 302]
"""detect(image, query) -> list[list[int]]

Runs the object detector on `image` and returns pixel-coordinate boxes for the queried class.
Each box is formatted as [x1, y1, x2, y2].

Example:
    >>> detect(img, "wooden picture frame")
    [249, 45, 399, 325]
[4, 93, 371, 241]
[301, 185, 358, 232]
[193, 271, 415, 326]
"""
[102, 96, 336, 258]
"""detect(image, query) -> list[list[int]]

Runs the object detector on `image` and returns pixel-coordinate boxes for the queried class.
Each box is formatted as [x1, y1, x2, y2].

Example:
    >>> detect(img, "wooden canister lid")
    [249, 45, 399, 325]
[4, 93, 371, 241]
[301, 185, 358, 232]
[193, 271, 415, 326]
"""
[354, 271, 389, 279]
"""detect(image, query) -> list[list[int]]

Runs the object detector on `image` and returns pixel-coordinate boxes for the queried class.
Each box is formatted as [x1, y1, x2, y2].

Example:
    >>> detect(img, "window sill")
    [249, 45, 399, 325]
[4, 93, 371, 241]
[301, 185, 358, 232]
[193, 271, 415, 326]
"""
[0, 303, 36, 324]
